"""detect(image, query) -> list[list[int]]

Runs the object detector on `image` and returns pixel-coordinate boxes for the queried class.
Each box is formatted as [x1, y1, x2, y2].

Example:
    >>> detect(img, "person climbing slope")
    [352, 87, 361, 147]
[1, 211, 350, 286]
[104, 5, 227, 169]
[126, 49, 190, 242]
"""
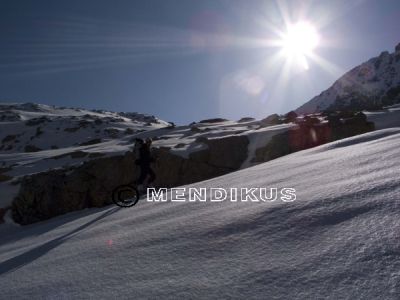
[134, 137, 156, 190]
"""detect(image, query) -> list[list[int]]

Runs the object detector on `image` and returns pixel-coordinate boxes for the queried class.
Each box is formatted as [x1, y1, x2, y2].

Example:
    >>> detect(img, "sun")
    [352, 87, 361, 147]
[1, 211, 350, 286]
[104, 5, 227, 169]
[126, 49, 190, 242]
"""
[281, 21, 319, 56]
[278, 21, 320, 69]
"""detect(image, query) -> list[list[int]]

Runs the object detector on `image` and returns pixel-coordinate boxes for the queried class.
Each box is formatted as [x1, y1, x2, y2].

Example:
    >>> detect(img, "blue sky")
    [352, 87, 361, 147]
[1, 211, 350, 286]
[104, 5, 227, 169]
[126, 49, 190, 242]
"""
[0, 0, 399, 124]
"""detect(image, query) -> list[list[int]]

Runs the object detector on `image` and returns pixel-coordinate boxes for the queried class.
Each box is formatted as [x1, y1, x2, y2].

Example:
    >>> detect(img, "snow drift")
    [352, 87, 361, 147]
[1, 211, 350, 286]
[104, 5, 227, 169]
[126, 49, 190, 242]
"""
[1, 128, 399, 299]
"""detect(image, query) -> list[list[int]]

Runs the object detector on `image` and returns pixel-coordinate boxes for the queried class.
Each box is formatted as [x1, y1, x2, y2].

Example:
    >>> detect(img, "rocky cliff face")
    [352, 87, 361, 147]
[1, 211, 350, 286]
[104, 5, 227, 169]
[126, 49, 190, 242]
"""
[153, 135, 249, 188]
[2, 102, 378, 225]
[253, 112, 374, 163]
[11, 113, 375, 225]
[12, 154, 137, 224]
[12, 135, 249, 225]
[296, 43, 400, 114]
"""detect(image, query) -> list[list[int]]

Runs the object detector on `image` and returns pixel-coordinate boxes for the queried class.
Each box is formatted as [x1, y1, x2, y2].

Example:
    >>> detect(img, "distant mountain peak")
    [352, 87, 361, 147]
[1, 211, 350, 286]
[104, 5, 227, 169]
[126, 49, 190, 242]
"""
[296, 42, 400, 114]
[395, 42, 400, 53]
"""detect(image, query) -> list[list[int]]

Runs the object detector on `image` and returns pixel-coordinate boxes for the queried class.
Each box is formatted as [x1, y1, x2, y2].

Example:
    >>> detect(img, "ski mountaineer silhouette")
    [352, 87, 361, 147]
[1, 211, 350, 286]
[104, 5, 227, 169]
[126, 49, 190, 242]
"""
[134, 137, 156, 191]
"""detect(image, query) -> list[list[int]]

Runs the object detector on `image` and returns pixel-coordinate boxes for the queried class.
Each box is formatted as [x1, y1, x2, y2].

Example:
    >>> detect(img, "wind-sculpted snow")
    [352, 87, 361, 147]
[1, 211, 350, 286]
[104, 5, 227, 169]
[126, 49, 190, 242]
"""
[1, 129, 399, 298]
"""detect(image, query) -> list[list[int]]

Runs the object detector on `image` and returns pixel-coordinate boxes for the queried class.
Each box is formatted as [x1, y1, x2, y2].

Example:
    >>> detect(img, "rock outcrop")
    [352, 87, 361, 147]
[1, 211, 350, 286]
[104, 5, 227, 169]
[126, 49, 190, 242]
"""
[10, 111, 374, 225]
[12, 135, 249, 225]
[12, 154, 138, 224]
[253, 112, 374, 162]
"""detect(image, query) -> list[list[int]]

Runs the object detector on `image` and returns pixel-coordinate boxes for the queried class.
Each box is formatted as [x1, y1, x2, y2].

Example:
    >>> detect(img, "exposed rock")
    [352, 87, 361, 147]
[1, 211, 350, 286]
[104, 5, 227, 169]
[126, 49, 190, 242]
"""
[118, 112, 160, 124]
[0, 110, 21, 122]
[79, 138, 102, 146]
[198, 135, 249, 170]
[8, 106, 375, 226]
[166, 122, 176, 129]
[198, 118, 228, 124]
[104, 128, 120, 137]
[379, 51, 389, 58]
[238, 117, 255, 123]
[25, 117, 50, 126]
[64, 127, 80, 133]
[174, 143, 186, 148]
[0, 166, 12, 173]
[0, 167, 13, 182]
[0, 174, 12, 182]
[190, 126, 202, 133]
[2, 135, 17, 143]
[330, 112, 374, 140]
[253, 132, 292, 162]
[35, 127, 44, 137]
[88, 152, 106, 159]
[12, 154, 137, 224]
[24, 145, 42, 152]
[284, 111, 298, 123]
[0, 207, 10, 223]
[78, 120, 91, 128]
[124, 128, 134, 135]
[297, 115, 321, 127]
[260, 114, 281, 126]
[12, 134, 250, 225]
[83, 114, 95, 119]
[150, 137, 248, 188]
[195, 136, 208, 144]
[94, 119, 103, 125]
[253, 112, 374, 163]
[19, 102, 42, 112]
[396, 43, 400, 53]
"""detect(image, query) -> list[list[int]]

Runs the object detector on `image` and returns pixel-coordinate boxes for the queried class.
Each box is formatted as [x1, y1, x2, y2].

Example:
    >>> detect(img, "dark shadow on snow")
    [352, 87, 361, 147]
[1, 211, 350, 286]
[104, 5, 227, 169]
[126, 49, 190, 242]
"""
[0, 205, 119, 247]
[0, 206, 120, 275]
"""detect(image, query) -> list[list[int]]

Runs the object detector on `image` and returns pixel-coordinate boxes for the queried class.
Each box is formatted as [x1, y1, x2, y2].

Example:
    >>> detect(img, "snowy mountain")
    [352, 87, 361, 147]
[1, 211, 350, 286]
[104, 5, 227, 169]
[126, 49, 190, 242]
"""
[296, 43, 400, 114]
[1, 128, 400, 298]
[0, 102, 169, 154]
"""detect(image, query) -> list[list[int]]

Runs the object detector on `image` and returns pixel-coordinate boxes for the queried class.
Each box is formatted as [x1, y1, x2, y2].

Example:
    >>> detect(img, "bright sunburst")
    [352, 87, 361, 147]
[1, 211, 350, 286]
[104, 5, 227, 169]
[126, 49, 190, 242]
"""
[281, 21, 319, 56]
[278, 21, 320, 70]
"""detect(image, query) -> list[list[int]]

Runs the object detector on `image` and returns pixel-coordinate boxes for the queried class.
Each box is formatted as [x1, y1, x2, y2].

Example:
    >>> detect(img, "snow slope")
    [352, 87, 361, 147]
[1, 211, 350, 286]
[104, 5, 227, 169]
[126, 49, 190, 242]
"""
[1, 128, 399, 299]
[364, 105, 400, 130]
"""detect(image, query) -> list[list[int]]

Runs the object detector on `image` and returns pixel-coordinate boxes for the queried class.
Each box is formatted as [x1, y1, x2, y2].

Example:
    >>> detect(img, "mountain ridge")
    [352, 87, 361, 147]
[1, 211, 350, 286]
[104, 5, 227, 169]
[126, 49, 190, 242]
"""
[296, 42, 400, 114]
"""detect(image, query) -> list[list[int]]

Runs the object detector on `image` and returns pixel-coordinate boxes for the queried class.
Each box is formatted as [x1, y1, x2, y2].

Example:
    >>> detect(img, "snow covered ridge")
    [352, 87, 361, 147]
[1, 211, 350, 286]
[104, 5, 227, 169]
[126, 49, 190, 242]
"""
[1, 128, 400, 298]
[0, 102, 169, 153]
[297, 42, 400, 114]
